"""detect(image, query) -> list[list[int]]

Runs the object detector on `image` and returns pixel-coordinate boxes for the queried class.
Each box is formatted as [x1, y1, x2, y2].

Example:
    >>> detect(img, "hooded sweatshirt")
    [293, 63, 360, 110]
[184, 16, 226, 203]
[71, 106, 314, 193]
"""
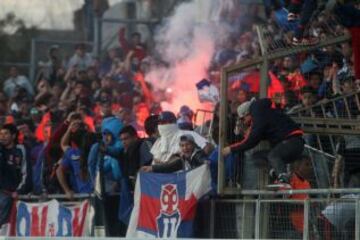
[88, 117, 124, 189]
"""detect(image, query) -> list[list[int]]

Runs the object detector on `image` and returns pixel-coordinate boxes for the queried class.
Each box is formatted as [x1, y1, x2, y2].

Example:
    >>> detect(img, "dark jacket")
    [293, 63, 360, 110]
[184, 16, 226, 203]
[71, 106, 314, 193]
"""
[0, 144, 30, 193]
[152, 148, 207, 173]
[230, 98, 302, 152]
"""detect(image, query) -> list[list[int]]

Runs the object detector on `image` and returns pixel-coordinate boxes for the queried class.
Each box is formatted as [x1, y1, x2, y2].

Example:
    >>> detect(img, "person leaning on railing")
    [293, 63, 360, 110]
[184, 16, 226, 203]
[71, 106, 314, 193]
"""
[222, 98, 305, 188]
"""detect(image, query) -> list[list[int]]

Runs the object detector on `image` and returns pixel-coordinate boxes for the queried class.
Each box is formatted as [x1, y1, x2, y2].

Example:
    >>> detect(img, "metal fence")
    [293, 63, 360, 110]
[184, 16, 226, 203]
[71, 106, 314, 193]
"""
[30, 38, 94, 83]
[206, 196, 360, 240]
[93, 16, 158, 58]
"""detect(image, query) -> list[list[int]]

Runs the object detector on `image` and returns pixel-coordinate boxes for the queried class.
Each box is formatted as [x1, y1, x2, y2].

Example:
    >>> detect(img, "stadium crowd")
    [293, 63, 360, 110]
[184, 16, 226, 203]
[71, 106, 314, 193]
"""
[0, 0, 359, 237]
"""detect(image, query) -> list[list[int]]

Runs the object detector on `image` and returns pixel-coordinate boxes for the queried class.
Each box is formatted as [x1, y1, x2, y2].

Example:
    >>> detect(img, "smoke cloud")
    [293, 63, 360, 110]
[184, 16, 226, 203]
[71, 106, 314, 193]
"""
[145, 0, 237, 114]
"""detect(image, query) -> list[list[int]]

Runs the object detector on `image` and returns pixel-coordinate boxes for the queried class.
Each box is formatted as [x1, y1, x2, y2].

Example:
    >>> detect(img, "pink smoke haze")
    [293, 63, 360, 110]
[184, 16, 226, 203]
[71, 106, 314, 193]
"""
[161, 40, 214, 113]
[145, 0, 235, 119]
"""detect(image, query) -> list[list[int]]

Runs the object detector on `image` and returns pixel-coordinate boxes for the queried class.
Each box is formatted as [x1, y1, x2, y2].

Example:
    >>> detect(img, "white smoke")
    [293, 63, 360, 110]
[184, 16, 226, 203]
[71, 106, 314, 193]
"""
[145, 0, 237, 113]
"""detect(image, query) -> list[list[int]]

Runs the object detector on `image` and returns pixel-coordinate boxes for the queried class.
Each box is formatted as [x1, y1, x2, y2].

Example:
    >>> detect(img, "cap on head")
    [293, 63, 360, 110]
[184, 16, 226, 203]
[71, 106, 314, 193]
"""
[179, 105, 193, 116]
[158, 111, 177, 124]
[237, 98, 255, 118]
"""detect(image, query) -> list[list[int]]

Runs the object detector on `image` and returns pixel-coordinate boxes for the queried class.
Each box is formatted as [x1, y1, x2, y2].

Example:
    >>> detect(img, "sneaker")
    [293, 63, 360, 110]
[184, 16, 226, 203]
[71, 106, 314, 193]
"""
[269, 168, 277, 182]
[292, 36, 319, 46]
[287, 13, 299, 22]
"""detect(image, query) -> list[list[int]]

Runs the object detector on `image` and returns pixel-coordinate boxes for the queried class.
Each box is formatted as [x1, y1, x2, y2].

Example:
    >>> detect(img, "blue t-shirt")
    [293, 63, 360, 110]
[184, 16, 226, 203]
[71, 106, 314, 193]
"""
[61, 148, 93, 193]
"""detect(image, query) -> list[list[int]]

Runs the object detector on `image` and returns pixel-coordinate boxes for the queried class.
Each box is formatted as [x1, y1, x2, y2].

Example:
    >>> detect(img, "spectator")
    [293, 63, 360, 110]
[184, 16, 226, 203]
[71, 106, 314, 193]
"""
[0, 124, 30, 196]
[151, 111, 213, 164]
[99, 48, 121, 77]
[287, 86, 318, 114]
[144, 114, 160, 145]
[118, 125, 153, 188]
[333, 1, 360, 80]
[288, 0, 319, 45]
[142, 134, 208, 173]
[3, 67, 34, 98]
[272, 155, 312, 239]
[67, 43, 93, 71]
[38, 45, 63, 86]
[56, 121, 95, 198]
[118, 108, 140, 131]
[222, 98, 304, 187]
[88, 116, 123, 192]
[177, 105, 194, 130]
[118, 28, 147, 69]
[30, 122, 51, 195]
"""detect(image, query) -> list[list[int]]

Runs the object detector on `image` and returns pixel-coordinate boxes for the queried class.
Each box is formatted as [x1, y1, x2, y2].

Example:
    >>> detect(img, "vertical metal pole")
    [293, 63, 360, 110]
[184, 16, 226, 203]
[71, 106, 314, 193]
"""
[93, 16, 102, 58]
[355, 198, 360, 240]
[210, 199, 215, 238]
[303, 199, 310, 240]
[217, 69, 228, 194]
[30, 38, 36, 84]
[254, 199, 261, 239]
[256, 25, 268, 99]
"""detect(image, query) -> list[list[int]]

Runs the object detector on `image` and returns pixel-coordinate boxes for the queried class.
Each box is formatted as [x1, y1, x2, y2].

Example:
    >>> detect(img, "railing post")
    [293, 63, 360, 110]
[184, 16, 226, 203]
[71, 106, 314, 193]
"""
[303, 199, 310, 240]
[93, 16, 102, 58]
[255, 25, 268, 99]
[356, 198, 360, 240]
[29, 38, 36, 84]
[218, 69, 228, 194]
[210, 199, 215, 238]
[255, 199, 261, 239]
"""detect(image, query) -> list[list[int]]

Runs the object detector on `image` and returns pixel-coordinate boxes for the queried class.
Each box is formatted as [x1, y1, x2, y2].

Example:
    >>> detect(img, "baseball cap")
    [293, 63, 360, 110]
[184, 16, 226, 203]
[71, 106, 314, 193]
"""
[179, 105, 193, 116]
[158, 111, 177, 124]
[237, 98, 255, 118]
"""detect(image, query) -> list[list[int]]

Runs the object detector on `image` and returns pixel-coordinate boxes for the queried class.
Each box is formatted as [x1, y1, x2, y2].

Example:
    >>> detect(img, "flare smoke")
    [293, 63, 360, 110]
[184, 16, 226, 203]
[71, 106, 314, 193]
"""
[146, 0, 237, 113]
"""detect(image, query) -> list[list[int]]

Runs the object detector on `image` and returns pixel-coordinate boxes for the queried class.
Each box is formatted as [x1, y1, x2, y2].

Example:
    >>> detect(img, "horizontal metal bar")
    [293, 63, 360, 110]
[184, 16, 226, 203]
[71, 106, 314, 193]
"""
[267, 34, 350, 61]
[292, 90, 360, 113]
[223, 187, 360, 196]
[224, 58, 263, 73]
[213, 198, 360, 204]
[293, 117, 360, 126]
[33, 39, 94, 45]
[0, 62, 30, 67]
[301, 127, 360, 135]
[18, 193, 94, 200]
[100, 18, 159, 25]
[224, 34, 351, 75]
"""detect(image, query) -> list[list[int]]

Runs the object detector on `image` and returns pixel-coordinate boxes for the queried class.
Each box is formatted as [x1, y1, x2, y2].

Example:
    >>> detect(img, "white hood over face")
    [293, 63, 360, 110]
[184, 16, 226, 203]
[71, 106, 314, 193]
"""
[157, 123, 179, 154]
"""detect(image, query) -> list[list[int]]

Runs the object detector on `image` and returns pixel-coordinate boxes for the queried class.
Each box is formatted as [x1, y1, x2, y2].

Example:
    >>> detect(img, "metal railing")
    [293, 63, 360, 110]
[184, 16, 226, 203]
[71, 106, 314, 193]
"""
[204, 196, 360, 240]
[217, 21, 352, 194]
[289, 90, 360, 153]
[30, 38, 94, 83]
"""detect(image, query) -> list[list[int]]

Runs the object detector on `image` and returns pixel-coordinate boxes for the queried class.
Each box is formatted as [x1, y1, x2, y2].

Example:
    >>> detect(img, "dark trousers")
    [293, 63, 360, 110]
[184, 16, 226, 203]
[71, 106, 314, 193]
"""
[0, 192, 13, 226]
[293, 0, 317, 38]
[334, 4, 360, 28]
[268, 136, 304, 175]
